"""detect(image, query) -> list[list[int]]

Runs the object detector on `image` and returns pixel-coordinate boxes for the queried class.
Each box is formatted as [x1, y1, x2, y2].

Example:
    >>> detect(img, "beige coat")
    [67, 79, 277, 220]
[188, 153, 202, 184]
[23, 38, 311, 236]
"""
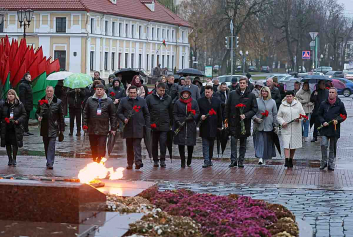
[295, 88, 314, 114]
[277, 98, 305, 149]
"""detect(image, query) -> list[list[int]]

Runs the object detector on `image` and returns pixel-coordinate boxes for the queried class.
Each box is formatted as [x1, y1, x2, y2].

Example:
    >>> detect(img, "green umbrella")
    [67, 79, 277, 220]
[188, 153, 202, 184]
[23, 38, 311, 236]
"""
[63, 73, 92, 89]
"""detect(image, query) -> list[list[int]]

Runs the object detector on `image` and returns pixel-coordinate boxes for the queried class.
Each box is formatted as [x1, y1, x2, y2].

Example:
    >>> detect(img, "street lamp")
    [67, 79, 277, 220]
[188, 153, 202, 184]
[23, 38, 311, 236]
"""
[239, 50, 248, 74]
[17, 9, 33, 39]
[320, 54, 323, 67]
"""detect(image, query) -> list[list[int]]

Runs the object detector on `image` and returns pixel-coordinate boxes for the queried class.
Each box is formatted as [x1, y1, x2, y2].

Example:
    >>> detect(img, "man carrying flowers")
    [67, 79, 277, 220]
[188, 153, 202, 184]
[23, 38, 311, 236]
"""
[225, 76, 258, 168]
[146, 83, 172, 168]
[318, 87, 347, 171]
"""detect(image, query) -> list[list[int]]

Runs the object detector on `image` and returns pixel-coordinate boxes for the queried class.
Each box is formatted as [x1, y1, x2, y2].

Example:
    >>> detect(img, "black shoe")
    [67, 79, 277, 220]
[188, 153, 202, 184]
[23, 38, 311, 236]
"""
[69, 133, 73, 136]
[229, 161, 237, 168]
[320, 163, 327, 170]
[76, 133, 81, 136]
[135, 163, 143, 169]
[284, 158, 289, 167]
[202, 163, 210, 168]
[12, 159, 16, 167]
[153, 161, 159, 167]
[288, 159, 293, 168]
[160, 161, 166, 168]
[238, 160, 244, 168]
[23, 133, 29, 136]
[27, 132, 34, 135]
[187, 158, 192, 167]
[181, 158, 186, 168]
[328, 166, 335, 171]
[311, 137, 317, 142]
[126, 165, 133, 170]
[209, 161, 213, 166]
[47, 166, 53, 170]
[8, 159, 12, 166]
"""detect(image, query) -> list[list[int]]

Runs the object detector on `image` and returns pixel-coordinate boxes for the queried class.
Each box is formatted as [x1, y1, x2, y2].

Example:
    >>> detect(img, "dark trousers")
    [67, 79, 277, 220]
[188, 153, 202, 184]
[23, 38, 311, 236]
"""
[126, 138, 142, 166]
[231, 137, 247, 162]
[89, 135, 107, 162]
[69, 107, 82, 134]
[202, 137, 215, 164]
[43, 136, 56, 167]
[178, 145, 194, 163]
[24, 109, 31, 132]
[152, 131, 167, 162]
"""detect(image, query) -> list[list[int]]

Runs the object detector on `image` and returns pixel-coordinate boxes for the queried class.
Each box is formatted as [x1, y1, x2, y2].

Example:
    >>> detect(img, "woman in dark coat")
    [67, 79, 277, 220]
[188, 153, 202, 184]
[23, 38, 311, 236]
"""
[173, 88, 200, 168]
[1, 89, 27, 166]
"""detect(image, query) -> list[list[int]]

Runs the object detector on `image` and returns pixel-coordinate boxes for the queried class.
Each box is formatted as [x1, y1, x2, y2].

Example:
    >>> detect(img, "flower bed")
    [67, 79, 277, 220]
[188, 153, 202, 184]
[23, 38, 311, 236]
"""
[107, 187, 299, 237]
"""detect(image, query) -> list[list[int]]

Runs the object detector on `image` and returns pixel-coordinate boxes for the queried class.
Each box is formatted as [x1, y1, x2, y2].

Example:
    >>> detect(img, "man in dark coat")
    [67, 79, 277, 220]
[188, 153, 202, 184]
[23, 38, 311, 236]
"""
[83, 84, 117, 163]
[212, 78, 220, 93]
[36, 86, 65, 169]
[198, 85, 223, 168]
[215, 82, 229, 104]
[228, 78, 238, 91]
[178, 76, 200, 101]
[266, 77, 281, 109]
[117, 85, 150, 169]
[67, 88, 85, 136]
[193, 77, 205, 96]
[108, 78, 126, 131]
[146, 83, 172, 168]
[18, 73, 33, 136]
[310, 80, 329, 142]
[246, 73, 255, 91]
[93, 71, 106, 86]
[166, 75, 179, 101]
[226, 76, 258, 168]
[54, 80, 68, 117]
[273, 76, 285, 100]
[317, 88, 347, 171]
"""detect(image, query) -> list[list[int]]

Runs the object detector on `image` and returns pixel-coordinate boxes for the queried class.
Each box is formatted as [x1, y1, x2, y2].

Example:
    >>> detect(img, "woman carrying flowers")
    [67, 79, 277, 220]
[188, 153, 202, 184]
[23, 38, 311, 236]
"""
[317, 87, 347, 171]
[252, 86, 278, 165]
[277, 91, 306, 168]
[1, 89, 27, 166]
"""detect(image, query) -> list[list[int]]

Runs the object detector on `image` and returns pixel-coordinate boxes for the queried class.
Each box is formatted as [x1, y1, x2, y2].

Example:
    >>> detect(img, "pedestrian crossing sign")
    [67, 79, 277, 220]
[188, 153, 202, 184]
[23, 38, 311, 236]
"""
[302, 51, 311, 60]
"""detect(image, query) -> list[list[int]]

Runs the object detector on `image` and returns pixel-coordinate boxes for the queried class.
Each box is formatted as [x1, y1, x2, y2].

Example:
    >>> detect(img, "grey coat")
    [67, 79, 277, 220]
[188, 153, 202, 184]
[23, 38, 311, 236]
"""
[253, 98, 278, 132]
[178, 84, 200, 101]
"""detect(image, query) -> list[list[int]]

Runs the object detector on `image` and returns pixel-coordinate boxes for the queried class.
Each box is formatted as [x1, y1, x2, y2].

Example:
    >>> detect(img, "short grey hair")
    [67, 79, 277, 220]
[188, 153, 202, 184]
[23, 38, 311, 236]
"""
[46, 86, 54, 91]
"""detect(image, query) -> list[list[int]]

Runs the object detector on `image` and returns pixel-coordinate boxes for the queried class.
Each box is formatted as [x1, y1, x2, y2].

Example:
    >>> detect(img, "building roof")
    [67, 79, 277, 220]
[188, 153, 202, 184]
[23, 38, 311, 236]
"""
[0, 0, 190, 27]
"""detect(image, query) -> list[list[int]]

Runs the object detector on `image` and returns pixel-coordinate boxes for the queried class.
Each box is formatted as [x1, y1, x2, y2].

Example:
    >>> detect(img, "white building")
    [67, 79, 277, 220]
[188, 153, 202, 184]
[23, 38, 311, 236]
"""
[0, 0, 191, 78]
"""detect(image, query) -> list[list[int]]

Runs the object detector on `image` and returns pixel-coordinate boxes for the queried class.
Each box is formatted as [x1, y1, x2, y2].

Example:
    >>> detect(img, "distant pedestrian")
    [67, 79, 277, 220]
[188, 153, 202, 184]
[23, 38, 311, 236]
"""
[296, 82, 314, 142]
[165, 75, 179, 101]
[18, 72, 33, 136]
[212, 78, 220, 93]
[117, 86, 150, 170]
[273, 76, 285, 100]
[36, 86, 65, 169]
[215, 82, 229, 104]
[1, 89, 26, 166]
[126, 75, 146, 98]
[178, 77, 200, 100]
[277, 91, 305, 168]
[293, 81, 301, 95]
[92, 71, 106, 86]
[83, 84, 117, 163]
[107, 74, 115, 89]
[153, 64, 162, 77]
[252, 86, 278, 165]
[266, 77, 281, 109]
[246, 73, 254, 91]
[318, 87, 347, 171]
[193, 77, 205, 96]
[146, 83, 172, 168]
[173, 88, 200, 168]
[197, 85, 222, 168]
[228, 78, 238, 91]
[67, 88, 85, 136]
[226, 76, 258, 168]
[252, 81, 264, 98]
[54, 80, 68, 117]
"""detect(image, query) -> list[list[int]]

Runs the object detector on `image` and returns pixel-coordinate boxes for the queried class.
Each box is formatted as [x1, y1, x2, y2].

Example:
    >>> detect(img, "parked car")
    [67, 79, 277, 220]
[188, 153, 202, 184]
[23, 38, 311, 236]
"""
[344, 70, 353, 80]
[236, 66, 242, 72]
[261, 66, 271, 73]
[248, 66, 258, 72]
[326, 71, 344, 78]
[315, 66, 333, 74]
[335, 78, 353, 97]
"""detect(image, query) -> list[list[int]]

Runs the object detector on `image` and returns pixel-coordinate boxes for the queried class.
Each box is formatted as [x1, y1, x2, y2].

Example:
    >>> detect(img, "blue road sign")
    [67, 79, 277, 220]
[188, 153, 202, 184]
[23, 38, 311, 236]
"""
[302, 51, 311, 60]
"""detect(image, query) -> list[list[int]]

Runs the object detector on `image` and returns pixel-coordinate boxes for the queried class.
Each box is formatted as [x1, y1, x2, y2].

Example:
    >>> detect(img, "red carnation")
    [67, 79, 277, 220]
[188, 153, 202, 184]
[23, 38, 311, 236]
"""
[110, 92, 116, 97]
[261, 110, 269, 117]
[209, 108, 217, 116]
[4, 117, 10, 124]
[235, 103, 246, 108]
[133, 105, 141, 112]
[299, 114, 309, 120]
[150, 123, 157, 129]
[83, 125, 88, 130]
[39, 99, 48, 106]
[340, 114, 347, 121]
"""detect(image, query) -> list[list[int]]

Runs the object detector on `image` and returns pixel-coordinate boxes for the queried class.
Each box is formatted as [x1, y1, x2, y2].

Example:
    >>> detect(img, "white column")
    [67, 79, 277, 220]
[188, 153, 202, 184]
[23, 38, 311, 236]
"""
[86, 37, 91, 74]
[143, 42, 146, 70]
[95, 37, 101, 71]
[179, 46, 183, 70]
[136, 42, 139, 68]
[123, 40, 126, 68]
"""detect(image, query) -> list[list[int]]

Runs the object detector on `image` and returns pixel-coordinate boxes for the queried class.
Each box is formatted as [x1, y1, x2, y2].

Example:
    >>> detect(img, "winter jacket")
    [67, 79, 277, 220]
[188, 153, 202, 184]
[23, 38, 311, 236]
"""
[83, 93, 117, 135]
[197, 96, 222, 138]
[18, 79, 33, 111]
[173, 95, 200, 146]
[253, 98, 278, 132]
[215, 90, 229, 104]
[252, 88, 261, 98]
[117, 96, 150, 139]
[67, 89, 85, 109]
[108, 86, 126, 100]
[225, 87, 258, 138]
[228, 84, 238, 91]
[212, 84, 219, 93]
[296, 88, 314, 114]
[270, 86, 282, 109]
[310, 88, 329, 117]
[166, 83, 179, 101]
[146, 92, 172, 132]
[317, 98, 347, 138]
[0, 100, 27, 147]
[276, 83, 285, 99]
[36, 96, 65, 138]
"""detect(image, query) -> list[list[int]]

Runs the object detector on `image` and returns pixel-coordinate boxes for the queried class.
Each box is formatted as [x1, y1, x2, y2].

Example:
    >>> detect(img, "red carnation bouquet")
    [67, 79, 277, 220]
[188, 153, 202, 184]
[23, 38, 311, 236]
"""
[4, 117, 10, 124]
[83, 125, 88, 130]
[235, 104, 246, 135]
[38, 99, 49, 128]
[261, 110, 269, 118]
[150, 123, 157, 129]
[318, 114, 347, 130]
[109, 92, 116, 100]
[199, 108, 217, 126]
[133, 105, 141, 113]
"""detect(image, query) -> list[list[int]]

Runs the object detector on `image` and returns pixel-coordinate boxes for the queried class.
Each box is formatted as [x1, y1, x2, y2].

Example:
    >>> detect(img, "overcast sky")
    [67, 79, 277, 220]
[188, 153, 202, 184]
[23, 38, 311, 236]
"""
[337, 0, 353, 15]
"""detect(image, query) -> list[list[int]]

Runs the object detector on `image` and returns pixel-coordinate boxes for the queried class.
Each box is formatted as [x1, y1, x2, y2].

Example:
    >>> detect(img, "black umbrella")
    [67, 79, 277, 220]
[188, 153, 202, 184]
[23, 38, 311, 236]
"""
[176, 68, 205, 77]
[107, 132, 117, 156]
[271, 131, 282, 157]
[216, 130, 221, 158]
[143, 126, 152, 162]
[301, 75, 331, 84]
[166, 130, 173, 162]
[114, 68, 147, 85]
[221, 128, 230, 156]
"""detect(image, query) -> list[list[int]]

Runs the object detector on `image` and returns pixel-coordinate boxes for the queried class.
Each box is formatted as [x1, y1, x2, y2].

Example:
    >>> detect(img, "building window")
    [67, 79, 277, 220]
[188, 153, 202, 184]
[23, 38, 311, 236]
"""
[138, 54, 142, 69]
[125, 23, 128, 37]
[167, 55, 170, 69]
[125, 53, 128, 68]
[90, 18, 95, 34]
[119, 23, 122, 36]
[172, 30, 174, 41]
[118, 53, 121, 69]
[139, 26, 142, 39]
[172, 55, 174, 70]
[162, 55, 165, 68]
[112, 22, 116, 36]
[182, 56, 184, 69]
[105, 21, 109, 36]
[90, 51, 94, 71]
[146, 54, 149, 70]
[151, 54, 155, 69]
[104, 52, 108, 70]
[111, 52, 115, 70]
[167, 30, 169, 41]
[162, 29, 165, 39]
[132, 25, 135, 38]
[56, 17, 66, 33]
[157, 28, 160, 40]
[131, 53, 134, 68]
[146, 27, 149, 39]
[152, 27, 155, 40]
[54, 50, 66, 70]
[182, 31, 184, 42]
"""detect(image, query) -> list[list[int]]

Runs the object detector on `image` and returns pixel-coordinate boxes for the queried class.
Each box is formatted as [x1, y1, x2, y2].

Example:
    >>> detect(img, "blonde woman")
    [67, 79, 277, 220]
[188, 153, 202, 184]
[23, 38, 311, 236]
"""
[1, 89, 27, 166]
[252, 86, 278, 165]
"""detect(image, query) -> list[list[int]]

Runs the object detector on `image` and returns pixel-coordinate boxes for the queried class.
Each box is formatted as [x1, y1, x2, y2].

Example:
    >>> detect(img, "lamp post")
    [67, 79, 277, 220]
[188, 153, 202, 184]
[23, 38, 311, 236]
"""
[239, 50, 248, 74]
[17, 9, 33, 39]
[320, 54, 323, 67]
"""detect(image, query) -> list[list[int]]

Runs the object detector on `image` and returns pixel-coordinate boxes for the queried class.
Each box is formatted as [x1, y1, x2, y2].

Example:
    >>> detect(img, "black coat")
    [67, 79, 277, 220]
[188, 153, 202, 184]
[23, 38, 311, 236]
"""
[213, 84, 219, 93]
[67, 89, 85, 109]
[146, 92, 172, 132]
[317, 98, 347, 138]
[228, 84, 237, 91]
[108, 86, 126, 100]
[311, 88, 329, 117]
[270, 87, 282, 109]
[226, 87, 258, 138]
[166, 83, 179, 101]
[0, 100, 27, 147]
[276, 83, 285, 99]
[83, 94, 117, 135]
[18, 79, 33, 111]
[173, 98, 200, 146]
[117, 96, 150, 138]
[36, 96, 65, 138]
[93, 77, 106, 86]
[197, 96, 223, 138]
[215, 90, 229, 104]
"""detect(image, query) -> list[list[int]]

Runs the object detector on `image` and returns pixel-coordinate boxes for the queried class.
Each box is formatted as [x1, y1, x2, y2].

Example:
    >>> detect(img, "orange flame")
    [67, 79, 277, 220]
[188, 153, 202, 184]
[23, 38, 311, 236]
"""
[78, 158, 125, 184]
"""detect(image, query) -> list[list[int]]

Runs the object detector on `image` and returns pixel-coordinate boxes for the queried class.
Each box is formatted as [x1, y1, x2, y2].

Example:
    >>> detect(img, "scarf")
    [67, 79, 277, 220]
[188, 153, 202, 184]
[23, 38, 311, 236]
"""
[328, 96, 337, 105]
[46, 96, 53, 105]
[131, 79, 142, 87]
[179, 97, 195, 115]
